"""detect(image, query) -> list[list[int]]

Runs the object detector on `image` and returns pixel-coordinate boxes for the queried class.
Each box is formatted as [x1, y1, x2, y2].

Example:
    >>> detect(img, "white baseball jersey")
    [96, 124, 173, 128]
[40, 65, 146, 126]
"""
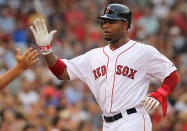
[63, 40, 176, 116]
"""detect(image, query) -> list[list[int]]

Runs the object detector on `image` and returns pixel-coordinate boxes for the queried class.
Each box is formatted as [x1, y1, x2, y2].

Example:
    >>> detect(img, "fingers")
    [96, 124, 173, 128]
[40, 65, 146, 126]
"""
[28, 50, 39, 60]
[16, 48, 21, 57]
[24, 49, 39, 66]
[31, 58, 39, 65]
[147, 101, 156, 111]
[41, 19, 48, 34]
[151, 101, 160, 111]
[144, 97, 152, 110]
[24, 47, 33, 57]
[31, 18, 55, 46]
[32, 18, 47, 33]
[49, 30, 57, 38]
[16, 47, 39, 70]
[29, 51, 39, 66]
[33, 18, 41, 33]
[30, 26, 37, 38]
[16, 48, 21, 61]
[144, 96, 160, 112]
[36, 18, 43, 31]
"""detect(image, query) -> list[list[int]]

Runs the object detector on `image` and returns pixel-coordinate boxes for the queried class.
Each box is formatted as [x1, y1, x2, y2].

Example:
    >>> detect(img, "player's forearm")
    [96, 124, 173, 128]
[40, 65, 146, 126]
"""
[44, 51, 58, 67]
[0, 64, 24, 89]
[44, 51, 70, 80]
[146, 71, 180, 117]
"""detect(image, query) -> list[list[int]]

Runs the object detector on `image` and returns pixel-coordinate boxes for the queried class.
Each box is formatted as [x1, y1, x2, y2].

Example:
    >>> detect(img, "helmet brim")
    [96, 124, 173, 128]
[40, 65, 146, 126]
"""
[98, 14, 128, 23]
[98, 15, 121, 21]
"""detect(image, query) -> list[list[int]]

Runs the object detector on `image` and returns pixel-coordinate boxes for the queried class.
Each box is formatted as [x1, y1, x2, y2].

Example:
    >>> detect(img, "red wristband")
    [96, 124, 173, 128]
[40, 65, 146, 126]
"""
[48, 58, 66, 76]
[157, 85, 169, 97]
[150, 85, 169, 117]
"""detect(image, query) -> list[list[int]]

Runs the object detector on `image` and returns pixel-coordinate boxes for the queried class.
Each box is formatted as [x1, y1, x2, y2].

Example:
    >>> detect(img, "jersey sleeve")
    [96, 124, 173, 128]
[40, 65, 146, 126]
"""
[145, 45, 177, 82]
[62, 53, 90, 81]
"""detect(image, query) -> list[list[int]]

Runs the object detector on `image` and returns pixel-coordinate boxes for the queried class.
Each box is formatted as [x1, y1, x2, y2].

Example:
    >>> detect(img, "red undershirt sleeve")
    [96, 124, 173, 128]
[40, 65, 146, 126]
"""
[149, 70, 180, 117]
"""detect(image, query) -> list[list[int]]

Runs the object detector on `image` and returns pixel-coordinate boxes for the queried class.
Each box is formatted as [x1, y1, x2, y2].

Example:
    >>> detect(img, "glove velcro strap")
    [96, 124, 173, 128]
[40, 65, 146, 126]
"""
[39, 46, 51, 52]
[39, 46, 52, 55]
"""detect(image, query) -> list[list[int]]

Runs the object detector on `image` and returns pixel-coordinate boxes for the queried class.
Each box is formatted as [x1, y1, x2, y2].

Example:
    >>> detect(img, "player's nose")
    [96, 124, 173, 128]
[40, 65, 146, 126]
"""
[102, 20, 110, 28]
[103, 22, 110, 30]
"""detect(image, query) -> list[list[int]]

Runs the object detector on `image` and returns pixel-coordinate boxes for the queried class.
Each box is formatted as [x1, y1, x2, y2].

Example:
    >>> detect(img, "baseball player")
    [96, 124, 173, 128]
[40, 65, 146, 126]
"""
[30, 3, 180, 131]
[0, 48, 39, 88]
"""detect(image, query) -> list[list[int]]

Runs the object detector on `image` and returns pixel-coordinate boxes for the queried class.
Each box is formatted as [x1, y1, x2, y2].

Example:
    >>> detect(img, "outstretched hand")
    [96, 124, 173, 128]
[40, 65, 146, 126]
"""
[30, 18, 57, 53]
[16, 48, 39, 70]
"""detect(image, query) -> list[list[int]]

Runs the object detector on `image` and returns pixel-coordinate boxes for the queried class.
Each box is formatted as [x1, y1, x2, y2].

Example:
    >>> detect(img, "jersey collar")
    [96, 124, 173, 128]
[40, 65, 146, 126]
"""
[103, 39, 133, 57]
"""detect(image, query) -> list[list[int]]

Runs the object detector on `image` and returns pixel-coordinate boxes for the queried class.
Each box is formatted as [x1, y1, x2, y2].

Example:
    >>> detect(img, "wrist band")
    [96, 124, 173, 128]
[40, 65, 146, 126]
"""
[39, 45, 51, 51]
[42, 48, 52, 55]
[157, 85, 169, 97]
[39, 46, 52, 55]
[48, 58, 66, 76]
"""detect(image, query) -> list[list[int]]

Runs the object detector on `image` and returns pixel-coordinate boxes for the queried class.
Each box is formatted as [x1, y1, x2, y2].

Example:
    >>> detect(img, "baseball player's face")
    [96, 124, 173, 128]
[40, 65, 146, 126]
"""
[102, 19, 127, 43]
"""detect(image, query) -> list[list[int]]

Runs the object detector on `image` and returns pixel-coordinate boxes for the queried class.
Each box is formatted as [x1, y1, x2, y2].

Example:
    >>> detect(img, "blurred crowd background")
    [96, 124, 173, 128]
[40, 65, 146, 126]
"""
[0, 0, 186, 131]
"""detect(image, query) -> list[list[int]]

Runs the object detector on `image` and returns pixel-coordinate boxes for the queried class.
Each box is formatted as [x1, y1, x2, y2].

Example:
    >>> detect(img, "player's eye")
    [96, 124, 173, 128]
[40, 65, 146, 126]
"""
[102, 19, 116, 25]
[108, 20, 116, 24]
[102, 20, 107, 25]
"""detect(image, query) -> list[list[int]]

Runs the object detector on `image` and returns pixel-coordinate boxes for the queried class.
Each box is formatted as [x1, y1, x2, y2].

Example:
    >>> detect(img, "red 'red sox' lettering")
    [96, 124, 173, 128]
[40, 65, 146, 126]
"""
[93, 65, 106, 80]
[122, 66, 129, 76]
[116, 65, 123, 75]
[101, 65, 106, 76]
[127, 68, 137, 79]
[93, 70, 98, 80]
[93, 65, 137, 80]
[116, 65, 137, 80]
[96, 67, 101, 77]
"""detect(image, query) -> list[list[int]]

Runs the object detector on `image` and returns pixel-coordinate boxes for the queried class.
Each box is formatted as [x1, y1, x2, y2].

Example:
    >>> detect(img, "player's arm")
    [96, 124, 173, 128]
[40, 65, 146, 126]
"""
[142, 45, 180, 117]
[44, 52, 70, 80]
[30, 18, 70, 80]
[144, 71, 180, 117]
[0, 48, 39, 89]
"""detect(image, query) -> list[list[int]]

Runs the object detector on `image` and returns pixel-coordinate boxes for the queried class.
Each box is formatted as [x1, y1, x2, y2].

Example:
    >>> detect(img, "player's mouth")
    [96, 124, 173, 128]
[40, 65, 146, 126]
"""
[104, 30, 111, 36]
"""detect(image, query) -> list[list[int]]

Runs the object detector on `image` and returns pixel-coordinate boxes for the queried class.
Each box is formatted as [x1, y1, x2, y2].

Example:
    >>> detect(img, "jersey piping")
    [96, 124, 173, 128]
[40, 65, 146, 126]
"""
[103, 48, 109, 79]
[110, 42, 137, 113]
[103, 48, 109, 113]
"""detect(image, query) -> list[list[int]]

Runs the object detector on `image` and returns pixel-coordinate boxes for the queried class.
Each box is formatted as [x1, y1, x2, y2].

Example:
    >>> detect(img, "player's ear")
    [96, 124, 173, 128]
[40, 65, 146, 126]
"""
[123, 21, 128, 31]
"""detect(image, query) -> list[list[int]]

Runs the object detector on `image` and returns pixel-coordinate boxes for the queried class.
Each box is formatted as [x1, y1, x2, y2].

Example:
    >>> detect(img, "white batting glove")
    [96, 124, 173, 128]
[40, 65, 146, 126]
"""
[30, 18, 57, 55]
[143, 96, 160, 113]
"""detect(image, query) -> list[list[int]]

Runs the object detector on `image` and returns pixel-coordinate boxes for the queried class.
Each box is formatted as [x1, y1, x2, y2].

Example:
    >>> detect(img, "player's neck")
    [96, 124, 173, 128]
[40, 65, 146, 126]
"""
[109, 37, 129, 51]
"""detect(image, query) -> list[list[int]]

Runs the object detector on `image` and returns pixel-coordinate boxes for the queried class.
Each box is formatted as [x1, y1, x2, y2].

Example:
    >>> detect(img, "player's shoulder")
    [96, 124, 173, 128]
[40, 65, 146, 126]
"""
[130, 40, 148, 51]
[85, 47, 104, 56]
[142, 43, 159, 53]
[132, 40, 158, 52]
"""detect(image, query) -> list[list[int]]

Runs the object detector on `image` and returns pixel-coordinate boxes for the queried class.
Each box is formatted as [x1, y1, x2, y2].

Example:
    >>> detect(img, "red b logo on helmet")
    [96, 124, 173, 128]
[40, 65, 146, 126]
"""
[105, 7, 110, 14]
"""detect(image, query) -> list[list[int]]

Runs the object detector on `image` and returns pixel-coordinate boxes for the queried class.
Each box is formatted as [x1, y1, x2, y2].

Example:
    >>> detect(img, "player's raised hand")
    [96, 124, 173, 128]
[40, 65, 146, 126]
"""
[30, 18, 57, 55]
[16, 48, 39, 71]
[142, 96, 160, 113]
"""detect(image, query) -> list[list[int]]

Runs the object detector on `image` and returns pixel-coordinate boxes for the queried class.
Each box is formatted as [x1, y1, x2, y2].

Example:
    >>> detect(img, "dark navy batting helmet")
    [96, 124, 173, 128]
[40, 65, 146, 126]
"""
[99, 3, 132, 28]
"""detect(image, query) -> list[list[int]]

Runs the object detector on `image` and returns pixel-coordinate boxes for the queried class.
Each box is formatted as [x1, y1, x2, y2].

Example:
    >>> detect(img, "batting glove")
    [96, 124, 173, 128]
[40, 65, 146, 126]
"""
[30, 18, 57, 55]
[143, 85, 169, 117]
[143, 95, 160, 113]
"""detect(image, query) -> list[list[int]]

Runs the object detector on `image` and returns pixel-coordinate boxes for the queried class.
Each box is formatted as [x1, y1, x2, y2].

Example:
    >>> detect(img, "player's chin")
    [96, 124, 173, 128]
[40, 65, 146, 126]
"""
[104, 37, 112, 42]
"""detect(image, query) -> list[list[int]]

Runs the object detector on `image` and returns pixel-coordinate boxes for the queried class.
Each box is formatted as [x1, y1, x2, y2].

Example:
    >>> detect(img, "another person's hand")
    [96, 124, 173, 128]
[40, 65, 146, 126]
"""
[16, 48, 39, 71]
[30, 18, 57, 55]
